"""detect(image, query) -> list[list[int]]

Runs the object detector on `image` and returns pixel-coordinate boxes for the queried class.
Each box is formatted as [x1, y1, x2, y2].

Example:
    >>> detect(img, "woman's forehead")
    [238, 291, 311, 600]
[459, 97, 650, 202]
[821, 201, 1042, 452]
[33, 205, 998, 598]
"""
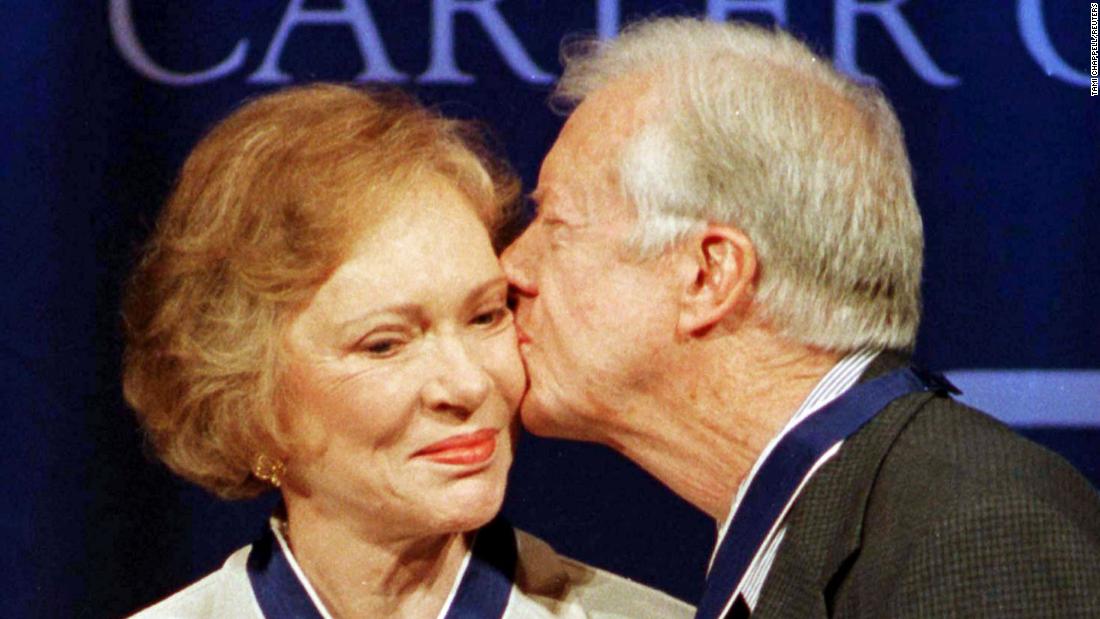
[303, 184, 499, 323]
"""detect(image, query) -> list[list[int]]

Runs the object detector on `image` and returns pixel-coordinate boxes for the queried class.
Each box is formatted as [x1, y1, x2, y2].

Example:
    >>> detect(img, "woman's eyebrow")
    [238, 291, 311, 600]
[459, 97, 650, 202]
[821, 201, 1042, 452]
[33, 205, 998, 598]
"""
[336, 277, 507, 330]
[337, 303, 421, 331]
[464, 276, 509, 306]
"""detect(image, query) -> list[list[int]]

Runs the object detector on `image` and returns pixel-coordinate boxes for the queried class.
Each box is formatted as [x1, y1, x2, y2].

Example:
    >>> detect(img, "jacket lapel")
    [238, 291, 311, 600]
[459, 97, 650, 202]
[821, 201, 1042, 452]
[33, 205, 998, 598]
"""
[749, 352, 936, 617]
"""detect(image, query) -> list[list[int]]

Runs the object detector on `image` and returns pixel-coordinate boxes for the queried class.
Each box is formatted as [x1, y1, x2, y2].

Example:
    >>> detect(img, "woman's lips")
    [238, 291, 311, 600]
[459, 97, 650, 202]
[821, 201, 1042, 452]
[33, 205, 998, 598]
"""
[414, 429, 498, 465]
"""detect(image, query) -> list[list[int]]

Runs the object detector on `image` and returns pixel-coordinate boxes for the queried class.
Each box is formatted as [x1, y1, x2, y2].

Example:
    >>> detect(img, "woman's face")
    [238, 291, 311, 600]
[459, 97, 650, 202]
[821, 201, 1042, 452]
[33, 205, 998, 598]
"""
[280, 177, 525, 539]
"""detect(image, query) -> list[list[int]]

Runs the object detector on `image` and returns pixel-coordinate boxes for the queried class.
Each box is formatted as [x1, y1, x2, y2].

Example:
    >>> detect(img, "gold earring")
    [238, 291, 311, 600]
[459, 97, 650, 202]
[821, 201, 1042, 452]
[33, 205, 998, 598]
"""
[253, 454, 285, 488]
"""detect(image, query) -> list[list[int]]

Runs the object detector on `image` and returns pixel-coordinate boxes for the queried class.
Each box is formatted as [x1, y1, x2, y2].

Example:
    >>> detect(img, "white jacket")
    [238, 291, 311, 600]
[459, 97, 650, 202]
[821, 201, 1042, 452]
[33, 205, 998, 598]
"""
[131, 517, 693, 619]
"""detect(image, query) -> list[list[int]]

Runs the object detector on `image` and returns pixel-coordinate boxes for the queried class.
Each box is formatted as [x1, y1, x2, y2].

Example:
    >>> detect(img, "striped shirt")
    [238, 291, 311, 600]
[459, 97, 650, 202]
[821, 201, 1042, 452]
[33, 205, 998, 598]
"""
[712, 348, 880, 612]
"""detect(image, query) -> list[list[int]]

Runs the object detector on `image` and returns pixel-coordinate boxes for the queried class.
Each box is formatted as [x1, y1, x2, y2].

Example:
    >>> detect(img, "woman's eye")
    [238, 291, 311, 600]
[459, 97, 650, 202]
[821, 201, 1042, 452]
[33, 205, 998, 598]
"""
[360, 337, 404, 357]
[472, 307, 509, 327]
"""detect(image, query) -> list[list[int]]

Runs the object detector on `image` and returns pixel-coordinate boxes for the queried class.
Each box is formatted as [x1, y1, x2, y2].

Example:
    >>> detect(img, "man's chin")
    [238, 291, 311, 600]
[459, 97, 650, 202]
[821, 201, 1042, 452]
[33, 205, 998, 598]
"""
[517, 401, 558, 437]
[517, 393, 576, 440]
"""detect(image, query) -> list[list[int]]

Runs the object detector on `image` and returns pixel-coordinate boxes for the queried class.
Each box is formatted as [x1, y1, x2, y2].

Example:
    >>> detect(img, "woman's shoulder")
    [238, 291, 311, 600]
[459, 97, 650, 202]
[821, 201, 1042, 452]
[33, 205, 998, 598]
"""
[511, 528, 695, 619]
[128, 546, 260, 619]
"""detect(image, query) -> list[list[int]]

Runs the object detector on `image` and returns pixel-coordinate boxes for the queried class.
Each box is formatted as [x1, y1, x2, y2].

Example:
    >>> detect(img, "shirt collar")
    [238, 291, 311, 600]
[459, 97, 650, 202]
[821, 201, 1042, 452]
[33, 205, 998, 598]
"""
[714, 347, 881, 546]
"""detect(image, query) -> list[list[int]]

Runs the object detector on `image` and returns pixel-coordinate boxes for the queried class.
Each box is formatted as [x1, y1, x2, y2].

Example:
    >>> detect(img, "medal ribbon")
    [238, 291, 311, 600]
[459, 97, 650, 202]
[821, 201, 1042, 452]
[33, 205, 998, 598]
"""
[695, 367, 957, 619]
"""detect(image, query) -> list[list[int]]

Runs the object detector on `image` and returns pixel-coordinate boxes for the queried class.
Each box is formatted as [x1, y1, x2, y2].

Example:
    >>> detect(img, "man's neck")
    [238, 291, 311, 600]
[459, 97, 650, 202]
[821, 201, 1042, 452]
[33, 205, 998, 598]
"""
[612, 327, 840, 521]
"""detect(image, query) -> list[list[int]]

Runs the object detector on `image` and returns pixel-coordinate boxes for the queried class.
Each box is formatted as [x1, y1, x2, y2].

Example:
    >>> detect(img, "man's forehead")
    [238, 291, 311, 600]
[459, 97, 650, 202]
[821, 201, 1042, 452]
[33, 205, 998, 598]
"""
[559, 74, 660, 157]
[538, 73, 661, 217]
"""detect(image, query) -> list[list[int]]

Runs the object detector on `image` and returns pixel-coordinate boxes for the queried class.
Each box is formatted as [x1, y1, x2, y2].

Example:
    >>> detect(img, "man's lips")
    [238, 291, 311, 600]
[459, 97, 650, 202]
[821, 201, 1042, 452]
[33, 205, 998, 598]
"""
[514, 322, 531, 344]
[413, 429, 499, 465]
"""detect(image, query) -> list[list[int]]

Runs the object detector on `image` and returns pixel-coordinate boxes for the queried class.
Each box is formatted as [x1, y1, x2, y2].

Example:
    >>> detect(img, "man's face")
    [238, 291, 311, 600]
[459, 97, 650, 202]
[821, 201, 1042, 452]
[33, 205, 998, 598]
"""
[501, 83, 679, 443]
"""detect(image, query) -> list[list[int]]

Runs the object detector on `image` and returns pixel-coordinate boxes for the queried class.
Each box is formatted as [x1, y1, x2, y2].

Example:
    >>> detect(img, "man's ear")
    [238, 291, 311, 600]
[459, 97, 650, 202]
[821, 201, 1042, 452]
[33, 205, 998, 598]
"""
[677, 225, 757, 337]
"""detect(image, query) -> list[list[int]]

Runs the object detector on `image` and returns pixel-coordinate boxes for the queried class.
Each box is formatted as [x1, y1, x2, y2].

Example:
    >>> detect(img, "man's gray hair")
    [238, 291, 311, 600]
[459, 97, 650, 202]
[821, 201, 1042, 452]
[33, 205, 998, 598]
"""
[554, 18, 923, 352]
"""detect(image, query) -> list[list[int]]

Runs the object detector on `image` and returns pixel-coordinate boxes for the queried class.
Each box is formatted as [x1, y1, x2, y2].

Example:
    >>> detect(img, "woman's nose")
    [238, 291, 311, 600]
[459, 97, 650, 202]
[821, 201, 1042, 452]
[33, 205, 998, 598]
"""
[421, 338, 492, 415]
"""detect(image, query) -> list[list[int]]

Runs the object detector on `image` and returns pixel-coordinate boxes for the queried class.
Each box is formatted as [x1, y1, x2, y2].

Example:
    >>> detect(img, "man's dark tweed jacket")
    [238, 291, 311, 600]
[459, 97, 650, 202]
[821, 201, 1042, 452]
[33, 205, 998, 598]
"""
[741, 352, 1100, 618]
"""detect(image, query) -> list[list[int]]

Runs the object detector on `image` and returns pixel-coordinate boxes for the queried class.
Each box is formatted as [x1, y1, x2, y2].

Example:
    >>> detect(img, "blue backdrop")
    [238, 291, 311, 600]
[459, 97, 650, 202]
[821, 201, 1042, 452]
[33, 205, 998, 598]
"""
[2, 2, 1097, 617]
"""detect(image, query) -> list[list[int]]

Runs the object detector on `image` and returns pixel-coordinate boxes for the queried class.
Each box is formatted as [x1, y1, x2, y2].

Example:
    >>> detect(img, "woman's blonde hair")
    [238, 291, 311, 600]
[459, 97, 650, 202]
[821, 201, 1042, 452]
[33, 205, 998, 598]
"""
[122, 84, 519, 498]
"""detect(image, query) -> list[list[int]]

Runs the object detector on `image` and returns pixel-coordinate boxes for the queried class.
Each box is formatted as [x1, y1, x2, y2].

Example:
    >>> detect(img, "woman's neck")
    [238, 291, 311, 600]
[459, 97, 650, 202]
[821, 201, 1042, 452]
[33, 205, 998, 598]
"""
[281, 499, 470, 619]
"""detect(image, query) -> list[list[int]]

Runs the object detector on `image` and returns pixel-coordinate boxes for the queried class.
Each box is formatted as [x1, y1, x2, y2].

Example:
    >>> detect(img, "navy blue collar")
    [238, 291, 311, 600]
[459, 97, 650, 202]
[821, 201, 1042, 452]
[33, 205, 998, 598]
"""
[695, 367, 957, 619]
[247, 515, 518, 618]
[440, 517, 517, 619]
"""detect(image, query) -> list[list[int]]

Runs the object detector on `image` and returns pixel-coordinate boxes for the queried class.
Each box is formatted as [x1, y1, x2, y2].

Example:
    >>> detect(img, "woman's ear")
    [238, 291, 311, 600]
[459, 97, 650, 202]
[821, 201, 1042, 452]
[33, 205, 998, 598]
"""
[676, 225, 757, 337]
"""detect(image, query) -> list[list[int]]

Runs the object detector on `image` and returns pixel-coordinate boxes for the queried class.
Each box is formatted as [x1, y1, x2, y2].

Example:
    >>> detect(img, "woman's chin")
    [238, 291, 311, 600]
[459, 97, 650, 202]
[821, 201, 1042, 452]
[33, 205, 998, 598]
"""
[454, 483, 508, 530]
[417, 471, 507, 535]
[429, 441, 513, 532]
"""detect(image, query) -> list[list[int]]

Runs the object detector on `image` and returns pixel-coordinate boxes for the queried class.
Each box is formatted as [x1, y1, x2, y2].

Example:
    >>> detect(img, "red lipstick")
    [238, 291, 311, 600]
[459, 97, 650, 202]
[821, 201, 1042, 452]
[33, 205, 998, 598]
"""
[414, 429, 498, 465]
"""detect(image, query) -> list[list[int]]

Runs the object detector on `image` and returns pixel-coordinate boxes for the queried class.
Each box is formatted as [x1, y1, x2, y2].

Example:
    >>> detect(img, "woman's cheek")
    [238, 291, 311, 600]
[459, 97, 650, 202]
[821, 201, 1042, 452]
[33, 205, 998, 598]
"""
[486, 328, 526, 410]
[340, 364, 421, 439]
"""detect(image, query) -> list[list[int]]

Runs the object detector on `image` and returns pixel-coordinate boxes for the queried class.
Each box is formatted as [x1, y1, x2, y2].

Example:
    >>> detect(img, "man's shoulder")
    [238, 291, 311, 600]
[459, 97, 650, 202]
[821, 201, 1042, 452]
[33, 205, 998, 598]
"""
[776, 384, 1099, 561]
[128, 546, 258, 619]
[761, 395, 1100, 616]
[835, 397, 1100, 614]
[875, 396, 1097, 510]
[511, 528, 695, 618]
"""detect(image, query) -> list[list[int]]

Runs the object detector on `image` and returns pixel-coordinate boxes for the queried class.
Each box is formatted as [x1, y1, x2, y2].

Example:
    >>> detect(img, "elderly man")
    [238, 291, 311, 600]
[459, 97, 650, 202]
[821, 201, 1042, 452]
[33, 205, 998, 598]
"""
[503, 17, 1100, 618]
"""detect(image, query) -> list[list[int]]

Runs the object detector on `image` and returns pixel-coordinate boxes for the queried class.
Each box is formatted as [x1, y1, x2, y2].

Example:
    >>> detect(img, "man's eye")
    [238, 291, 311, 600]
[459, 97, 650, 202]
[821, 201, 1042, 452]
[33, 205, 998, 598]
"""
[542, 217, 569, 242]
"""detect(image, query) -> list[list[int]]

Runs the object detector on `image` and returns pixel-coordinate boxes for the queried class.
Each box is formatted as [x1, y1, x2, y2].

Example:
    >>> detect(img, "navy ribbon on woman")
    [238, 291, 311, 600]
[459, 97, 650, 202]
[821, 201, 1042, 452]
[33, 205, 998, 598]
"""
[247, 515, 518, 618]
[694, 367, 957, 619]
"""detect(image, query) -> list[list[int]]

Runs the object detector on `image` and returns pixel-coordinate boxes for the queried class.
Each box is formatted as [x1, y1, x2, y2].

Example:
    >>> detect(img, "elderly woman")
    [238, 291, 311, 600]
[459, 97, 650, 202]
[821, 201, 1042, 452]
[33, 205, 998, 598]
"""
[123, 84, 692, 618]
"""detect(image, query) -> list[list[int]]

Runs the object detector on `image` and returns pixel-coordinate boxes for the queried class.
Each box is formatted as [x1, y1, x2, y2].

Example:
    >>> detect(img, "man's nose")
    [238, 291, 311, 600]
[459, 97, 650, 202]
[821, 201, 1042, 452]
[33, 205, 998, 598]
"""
[501, 229, 537, 297]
